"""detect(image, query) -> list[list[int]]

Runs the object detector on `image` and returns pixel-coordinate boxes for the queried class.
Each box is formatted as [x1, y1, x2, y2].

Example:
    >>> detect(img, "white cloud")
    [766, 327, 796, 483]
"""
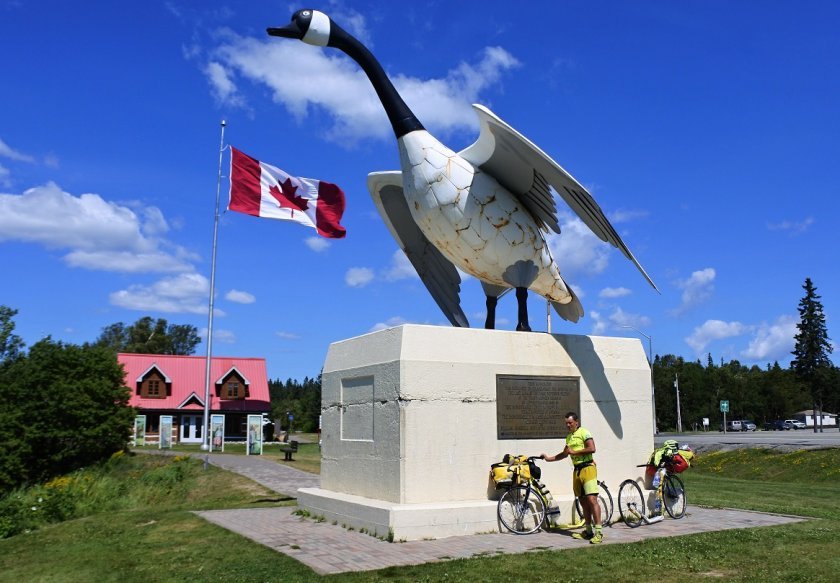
[589, 307, 649, 335]
[225, 289, 255, 304]
[110, 273, 214, 314]
[383, 250, 418, 281]
[589, 310, 608, 335]
[212, 329, 237, 343]
[609, 209, 648, 224]
[304, 236, 330, 252]
[65, 250, 193, 273]
[204, 61, 245, 107]
[0, 183, 194, 273]
[275, 331, 300, 340]
[685, 319, 747, 354]
[0, 138, 34, 162]
[672, 267, 715, 315]
[607, 307, 651, 330]
[199, 327, 236, 343]
[345, 266, 374, 287]
[0, 164, 9, 188]
[599, 286, 631, 299]
[742, 315, 797, 361]
[547, 213, 611, 279]
[206, 32, 519, 142]
[369, 316, 411, 332]
[767, 217, 814, 235]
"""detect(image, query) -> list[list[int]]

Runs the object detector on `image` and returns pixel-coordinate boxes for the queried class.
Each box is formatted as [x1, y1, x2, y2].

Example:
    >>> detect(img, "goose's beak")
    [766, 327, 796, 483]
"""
[267, 21, 304, 39]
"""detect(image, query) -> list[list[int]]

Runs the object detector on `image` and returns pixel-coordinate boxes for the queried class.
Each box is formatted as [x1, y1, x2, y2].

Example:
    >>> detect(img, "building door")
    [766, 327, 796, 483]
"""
[180, 415, 203, 444]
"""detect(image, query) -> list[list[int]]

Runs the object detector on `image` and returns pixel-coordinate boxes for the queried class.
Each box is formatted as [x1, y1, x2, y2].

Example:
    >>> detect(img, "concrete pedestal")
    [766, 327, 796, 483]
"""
[297, 325, 654, 540]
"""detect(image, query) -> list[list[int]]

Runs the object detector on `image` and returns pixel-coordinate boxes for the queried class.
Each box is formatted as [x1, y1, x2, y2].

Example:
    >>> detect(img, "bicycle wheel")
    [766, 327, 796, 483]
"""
[600, 481, 615, 525]
[618, 479, 646, 528]
[573, 483, 613, 527]
[663, 474, 686, 519]
[498, 485, 546, 534]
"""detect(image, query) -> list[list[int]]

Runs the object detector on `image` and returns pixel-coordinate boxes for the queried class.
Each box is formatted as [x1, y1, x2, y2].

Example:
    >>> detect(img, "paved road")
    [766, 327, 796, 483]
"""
[655, 430, 840, 452]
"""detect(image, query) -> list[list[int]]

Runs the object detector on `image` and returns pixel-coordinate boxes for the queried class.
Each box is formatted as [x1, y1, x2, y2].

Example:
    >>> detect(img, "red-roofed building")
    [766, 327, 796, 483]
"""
[119, 353, 271, 444]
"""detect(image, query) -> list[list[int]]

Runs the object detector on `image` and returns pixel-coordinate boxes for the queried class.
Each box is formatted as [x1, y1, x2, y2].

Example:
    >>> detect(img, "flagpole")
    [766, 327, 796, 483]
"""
[201, 119, 227, 452]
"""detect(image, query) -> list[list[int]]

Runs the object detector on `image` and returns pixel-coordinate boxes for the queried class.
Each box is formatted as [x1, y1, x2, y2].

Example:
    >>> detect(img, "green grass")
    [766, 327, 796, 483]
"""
[685, 448, 840, 520]
[1, 448, 839, 582]
[133, 432, 322, 474]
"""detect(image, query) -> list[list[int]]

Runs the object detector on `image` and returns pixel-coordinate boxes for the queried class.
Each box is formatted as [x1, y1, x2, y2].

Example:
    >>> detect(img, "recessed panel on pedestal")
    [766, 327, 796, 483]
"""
[341, 375, 374, 441]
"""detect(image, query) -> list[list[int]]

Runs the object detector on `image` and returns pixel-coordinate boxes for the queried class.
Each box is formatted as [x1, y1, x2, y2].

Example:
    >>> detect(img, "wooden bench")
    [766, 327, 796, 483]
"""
[278, 440, 299, 461]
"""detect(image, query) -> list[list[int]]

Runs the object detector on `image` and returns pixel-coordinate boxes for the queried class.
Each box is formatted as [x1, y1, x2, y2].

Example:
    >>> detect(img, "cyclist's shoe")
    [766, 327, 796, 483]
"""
[589, 532, 604, 545]
[571, 530, 593, 540]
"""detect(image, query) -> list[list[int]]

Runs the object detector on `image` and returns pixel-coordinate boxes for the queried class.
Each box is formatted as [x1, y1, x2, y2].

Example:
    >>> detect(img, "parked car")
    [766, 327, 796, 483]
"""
[763, 419, 793, 430]
[741, 420, 757, 431]
[785, 419, 807, 429]
[720, 419, 745, 431]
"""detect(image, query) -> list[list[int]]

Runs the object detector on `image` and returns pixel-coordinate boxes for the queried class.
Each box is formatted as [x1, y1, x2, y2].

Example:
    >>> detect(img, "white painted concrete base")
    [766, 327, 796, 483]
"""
[297, 487, 529, 540]
[299, 325, 654, 540]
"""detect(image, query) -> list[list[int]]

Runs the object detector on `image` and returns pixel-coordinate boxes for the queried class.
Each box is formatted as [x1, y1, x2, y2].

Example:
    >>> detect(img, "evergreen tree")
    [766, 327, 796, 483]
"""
[790, 278, 833, 431]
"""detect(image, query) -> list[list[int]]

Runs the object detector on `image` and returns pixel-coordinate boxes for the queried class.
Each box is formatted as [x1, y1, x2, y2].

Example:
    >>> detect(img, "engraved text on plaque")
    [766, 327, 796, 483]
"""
[496, 375, 580, 439]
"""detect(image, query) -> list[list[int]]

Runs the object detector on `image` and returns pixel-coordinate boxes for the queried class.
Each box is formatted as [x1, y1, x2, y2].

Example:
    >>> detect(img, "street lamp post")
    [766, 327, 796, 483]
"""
[622, 326, 657, 435]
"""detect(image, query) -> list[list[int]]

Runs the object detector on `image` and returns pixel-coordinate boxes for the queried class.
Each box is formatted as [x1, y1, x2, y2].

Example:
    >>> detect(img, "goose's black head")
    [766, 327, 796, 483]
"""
[267, 9, 331, 47]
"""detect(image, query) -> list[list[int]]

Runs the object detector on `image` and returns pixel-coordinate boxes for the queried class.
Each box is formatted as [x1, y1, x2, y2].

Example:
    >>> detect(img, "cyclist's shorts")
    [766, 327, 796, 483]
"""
[572, 465, 599, 497]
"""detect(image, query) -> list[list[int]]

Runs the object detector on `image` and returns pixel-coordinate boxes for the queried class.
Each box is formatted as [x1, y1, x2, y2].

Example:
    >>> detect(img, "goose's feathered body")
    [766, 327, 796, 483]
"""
[269, 9, 656, 330]
[397, 130, 570, 303]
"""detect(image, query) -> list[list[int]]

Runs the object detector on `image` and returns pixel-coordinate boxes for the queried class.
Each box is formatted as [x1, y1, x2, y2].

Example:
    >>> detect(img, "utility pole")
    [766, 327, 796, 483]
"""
[674, 373, 683, 433]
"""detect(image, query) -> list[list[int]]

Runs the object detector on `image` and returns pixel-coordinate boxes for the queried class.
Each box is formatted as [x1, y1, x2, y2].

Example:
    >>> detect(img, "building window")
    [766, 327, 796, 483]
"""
[226, 381, 240, 399]
[141, 377, 165, 399]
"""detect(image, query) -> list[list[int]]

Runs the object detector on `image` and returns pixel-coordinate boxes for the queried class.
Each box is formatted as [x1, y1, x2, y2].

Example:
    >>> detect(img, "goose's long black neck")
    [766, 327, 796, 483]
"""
[329, 25, 424, 139]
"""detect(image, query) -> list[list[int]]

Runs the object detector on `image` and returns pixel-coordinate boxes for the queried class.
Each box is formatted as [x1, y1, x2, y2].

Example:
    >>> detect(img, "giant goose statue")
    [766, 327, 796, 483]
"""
[268, 9, 657, 331]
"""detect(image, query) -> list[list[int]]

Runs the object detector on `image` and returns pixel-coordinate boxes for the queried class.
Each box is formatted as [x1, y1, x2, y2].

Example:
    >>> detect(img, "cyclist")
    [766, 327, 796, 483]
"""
[541, 411, 603, 544]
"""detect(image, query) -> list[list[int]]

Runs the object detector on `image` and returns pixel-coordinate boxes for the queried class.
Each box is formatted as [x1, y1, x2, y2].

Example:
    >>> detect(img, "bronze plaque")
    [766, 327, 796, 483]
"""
[496, 375, 579, 439]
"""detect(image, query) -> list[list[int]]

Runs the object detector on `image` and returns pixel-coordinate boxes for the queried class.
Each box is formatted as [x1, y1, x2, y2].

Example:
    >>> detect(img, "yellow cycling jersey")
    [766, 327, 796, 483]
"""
[566, 427, 594, 465]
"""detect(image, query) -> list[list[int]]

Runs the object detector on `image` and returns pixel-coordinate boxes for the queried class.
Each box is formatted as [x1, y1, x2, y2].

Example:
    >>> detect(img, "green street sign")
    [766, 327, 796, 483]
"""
[720, 400, 729, 412]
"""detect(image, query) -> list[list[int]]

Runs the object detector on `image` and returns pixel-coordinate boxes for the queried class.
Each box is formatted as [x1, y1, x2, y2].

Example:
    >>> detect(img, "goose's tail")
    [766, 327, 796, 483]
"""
[550, 286, 584, 323]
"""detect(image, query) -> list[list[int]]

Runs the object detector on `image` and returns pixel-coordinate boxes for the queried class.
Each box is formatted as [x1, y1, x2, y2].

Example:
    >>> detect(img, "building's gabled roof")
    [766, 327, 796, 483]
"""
[216, 365, 250, 386]
[135, 363, 172, 384]
[119, 353, 270, 412]
[177, 392, 205, 410]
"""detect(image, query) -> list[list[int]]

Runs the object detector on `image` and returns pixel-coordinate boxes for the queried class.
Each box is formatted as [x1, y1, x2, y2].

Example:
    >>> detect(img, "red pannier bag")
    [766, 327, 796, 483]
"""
[666, 453, 689, 474]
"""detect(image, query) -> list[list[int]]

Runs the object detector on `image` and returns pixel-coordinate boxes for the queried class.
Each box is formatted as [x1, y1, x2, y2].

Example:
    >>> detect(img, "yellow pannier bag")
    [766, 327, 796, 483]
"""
[490, 462, 513, 488]
[490, 454, 531, 488]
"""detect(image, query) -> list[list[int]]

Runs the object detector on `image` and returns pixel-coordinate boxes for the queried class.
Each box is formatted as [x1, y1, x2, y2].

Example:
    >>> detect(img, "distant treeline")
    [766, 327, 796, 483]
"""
[653, 354, 839, 431]
[268, 375, 322, 434]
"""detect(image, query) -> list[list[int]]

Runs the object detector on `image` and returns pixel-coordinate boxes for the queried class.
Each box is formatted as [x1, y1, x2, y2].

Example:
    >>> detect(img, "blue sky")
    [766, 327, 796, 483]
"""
[1, 1, 838, 381]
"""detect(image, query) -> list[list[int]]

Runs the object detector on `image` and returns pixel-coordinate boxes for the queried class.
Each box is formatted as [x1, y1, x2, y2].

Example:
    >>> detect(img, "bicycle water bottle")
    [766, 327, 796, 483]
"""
[540, 483, 561, 526]
[652, 468, 664, 488]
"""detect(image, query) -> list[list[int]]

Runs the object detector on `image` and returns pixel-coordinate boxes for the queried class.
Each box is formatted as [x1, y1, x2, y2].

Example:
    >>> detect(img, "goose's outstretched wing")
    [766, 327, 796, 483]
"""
[367, 171, 469, 327]
[459, 104, 657, 291]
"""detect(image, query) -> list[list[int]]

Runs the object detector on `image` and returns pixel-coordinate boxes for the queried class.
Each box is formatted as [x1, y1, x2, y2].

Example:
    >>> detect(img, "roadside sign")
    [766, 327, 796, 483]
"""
[720, 400, 729, 413]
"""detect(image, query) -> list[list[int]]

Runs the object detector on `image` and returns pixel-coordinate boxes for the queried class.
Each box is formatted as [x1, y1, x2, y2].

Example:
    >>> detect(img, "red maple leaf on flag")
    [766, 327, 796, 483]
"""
[269, 178, 309, 217]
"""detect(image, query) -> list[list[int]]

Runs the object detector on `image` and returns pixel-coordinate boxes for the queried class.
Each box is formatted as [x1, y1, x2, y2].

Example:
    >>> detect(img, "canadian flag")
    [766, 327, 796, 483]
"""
[228, 146, 346, 238]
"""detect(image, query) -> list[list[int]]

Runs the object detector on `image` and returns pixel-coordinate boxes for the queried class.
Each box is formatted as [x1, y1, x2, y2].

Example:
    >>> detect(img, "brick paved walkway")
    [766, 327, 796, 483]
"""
[197, 505, 805, 575]
[138, 450, 807, 575]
